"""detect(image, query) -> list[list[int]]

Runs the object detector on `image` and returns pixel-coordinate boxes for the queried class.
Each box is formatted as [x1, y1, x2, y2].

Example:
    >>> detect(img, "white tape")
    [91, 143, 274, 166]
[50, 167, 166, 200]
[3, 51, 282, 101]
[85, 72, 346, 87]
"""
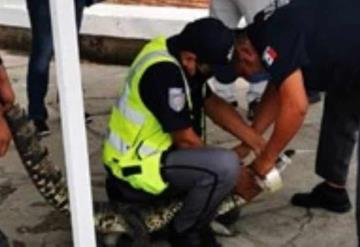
[211, 221, 235, 237]
[276, 153, 292, 172]
[256, 168, 283, 193]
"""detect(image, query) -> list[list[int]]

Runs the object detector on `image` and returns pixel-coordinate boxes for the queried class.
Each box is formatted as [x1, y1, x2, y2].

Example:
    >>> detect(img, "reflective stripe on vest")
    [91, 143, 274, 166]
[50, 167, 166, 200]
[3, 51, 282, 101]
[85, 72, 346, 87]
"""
[116, 85, 145, 125]
[108, 132, 129, 154]
[108, 131, 157, 157]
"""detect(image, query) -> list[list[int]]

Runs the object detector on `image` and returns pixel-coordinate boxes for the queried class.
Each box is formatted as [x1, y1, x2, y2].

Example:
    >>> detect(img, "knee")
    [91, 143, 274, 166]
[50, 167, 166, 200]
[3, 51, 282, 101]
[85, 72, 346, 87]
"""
[214, 150, 240, 188]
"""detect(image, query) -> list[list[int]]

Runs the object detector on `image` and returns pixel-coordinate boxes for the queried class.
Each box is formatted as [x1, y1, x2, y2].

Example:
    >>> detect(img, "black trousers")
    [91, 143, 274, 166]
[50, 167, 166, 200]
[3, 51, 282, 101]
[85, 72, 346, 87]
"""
[314, 82, 360, 243]
[106, 147, 240, 233]
[315, 88, 360, 185]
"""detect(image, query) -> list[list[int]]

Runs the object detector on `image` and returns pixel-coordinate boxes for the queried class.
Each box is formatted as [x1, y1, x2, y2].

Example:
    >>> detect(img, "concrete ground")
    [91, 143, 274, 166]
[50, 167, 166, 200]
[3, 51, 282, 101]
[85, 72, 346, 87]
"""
[0, 49, 357, 247]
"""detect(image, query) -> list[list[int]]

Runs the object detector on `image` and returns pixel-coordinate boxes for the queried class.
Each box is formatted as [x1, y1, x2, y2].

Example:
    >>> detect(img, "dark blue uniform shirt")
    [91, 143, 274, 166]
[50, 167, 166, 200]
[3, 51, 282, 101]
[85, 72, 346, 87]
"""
[248, 0, 360, 92]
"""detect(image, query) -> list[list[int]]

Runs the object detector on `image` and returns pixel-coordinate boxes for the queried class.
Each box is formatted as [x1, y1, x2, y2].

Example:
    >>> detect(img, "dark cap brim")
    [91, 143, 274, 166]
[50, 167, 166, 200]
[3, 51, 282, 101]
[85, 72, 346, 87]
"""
[214, 65, 238, 84]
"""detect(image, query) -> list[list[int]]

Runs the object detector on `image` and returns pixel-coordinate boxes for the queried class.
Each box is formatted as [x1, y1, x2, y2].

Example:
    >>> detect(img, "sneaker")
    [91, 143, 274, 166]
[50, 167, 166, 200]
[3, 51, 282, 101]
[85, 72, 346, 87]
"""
[85, 112, 93, 124]
[33, 120, 51, 137]
[247, 99, 260, 121]
[215, 206, 241, 226]
[291, 182, 352, 213]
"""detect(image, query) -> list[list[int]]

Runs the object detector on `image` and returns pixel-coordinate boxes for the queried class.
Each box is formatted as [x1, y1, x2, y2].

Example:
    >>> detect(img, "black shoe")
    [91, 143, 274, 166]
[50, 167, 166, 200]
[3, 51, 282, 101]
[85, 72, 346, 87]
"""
[291, 182, 352, 213]
[215, 206, 241, 226]
[85, 112, 93, 124]
[247, 99, 260, 121]
[33, 120, 51, 137]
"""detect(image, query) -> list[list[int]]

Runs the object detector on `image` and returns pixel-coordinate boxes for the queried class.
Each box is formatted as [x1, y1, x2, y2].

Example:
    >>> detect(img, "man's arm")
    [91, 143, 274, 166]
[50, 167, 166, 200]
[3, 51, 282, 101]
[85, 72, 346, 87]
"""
[171, 127, 203, 149]
[0, 62, 15, 157]
[204, 94, 265, 155]
[253, 69, 308, 176]
[251, 82, 280, 134]
[232, 81, 280, 159]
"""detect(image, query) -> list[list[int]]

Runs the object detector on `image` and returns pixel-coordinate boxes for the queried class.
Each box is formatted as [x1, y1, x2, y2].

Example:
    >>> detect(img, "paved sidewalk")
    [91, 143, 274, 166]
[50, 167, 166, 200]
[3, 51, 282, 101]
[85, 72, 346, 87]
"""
[0, 49, 357, 246]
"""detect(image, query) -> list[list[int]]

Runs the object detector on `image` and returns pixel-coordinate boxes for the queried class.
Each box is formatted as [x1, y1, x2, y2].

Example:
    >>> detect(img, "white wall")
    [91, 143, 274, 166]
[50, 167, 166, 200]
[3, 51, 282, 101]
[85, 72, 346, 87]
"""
[0, 0, 25, 7]
[0, 1, 208, 39]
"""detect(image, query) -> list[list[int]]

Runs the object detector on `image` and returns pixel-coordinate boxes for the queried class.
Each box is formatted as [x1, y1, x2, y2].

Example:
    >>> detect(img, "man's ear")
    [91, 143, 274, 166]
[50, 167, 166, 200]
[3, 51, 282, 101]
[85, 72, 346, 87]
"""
[237, 42, 257, 64]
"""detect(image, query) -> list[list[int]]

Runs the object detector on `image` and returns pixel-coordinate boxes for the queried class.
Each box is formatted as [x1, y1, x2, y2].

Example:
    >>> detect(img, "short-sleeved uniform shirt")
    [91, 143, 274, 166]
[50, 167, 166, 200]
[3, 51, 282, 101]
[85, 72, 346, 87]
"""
[247, 0, 360, 93]
[139, 38, 211, 137]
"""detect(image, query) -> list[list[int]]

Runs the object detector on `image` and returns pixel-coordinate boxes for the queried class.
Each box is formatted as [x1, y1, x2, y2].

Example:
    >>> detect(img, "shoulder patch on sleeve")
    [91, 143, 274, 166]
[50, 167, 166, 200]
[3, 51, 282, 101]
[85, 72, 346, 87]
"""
[168, 87, 185, 112]
[262, 46, 278, 67]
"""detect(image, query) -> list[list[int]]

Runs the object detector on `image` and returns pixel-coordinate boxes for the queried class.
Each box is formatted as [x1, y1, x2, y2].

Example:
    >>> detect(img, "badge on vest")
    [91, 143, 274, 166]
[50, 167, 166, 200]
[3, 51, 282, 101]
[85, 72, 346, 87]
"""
[169, 87, 186, 112]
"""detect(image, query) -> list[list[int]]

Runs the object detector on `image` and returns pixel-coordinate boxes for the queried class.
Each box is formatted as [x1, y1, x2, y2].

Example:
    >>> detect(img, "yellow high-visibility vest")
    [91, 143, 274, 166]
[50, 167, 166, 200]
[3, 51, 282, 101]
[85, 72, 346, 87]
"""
[103, 36, 192, 195]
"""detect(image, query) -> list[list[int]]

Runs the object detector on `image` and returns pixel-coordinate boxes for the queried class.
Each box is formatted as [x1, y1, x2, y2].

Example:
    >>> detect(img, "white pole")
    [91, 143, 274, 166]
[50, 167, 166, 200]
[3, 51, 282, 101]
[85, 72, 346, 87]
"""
[49, 0, 97, 246]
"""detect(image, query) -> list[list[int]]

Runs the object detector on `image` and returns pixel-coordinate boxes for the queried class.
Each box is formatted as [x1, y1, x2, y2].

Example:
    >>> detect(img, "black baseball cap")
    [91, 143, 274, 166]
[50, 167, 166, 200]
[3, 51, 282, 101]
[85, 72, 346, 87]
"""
[175, 18, 235, 65]
[174, 18, 238, 83]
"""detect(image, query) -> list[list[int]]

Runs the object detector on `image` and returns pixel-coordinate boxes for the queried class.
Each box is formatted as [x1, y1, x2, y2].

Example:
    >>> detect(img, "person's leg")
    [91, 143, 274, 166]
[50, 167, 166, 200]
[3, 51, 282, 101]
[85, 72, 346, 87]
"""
[75, 0, 87, 29]
[74, 0, 94, 123]
[209, 0, 242, 106]
[292, 88, 359, 213]
[209, 0, 242, 28]
[315, 92, 358, 185]
[26, 0, 54, 123]
[162, 147, 240, 246]
[104, 148, 239, 246]
[236, 0, 272, 23]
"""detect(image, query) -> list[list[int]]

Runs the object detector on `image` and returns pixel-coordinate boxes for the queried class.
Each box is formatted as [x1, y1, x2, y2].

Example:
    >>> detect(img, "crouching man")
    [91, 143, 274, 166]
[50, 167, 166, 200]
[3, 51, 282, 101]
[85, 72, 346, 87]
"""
[102, 18, 264, 247]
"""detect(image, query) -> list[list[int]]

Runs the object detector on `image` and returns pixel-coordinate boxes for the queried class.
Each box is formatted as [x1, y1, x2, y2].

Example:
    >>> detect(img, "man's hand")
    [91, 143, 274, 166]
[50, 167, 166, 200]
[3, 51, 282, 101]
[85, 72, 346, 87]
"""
[241, 132, 265, 157]
[0, 116, 11, 157]
[205, 94, 265, 155]
[171, 127, 203, 149]
[233, 143, 252, 159]
[235, 166, 262, 201]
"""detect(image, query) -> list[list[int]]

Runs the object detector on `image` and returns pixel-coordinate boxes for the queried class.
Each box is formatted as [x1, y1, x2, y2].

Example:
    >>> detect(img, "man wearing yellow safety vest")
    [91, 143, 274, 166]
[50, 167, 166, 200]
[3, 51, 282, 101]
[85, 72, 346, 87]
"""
[102, 18, 265, 247]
